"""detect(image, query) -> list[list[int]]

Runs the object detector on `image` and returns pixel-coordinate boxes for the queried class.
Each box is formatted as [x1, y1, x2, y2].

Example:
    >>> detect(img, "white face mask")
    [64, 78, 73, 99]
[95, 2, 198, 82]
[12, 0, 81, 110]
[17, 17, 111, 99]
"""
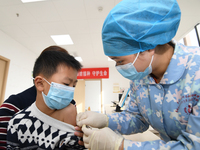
[116, 52, 154, 81]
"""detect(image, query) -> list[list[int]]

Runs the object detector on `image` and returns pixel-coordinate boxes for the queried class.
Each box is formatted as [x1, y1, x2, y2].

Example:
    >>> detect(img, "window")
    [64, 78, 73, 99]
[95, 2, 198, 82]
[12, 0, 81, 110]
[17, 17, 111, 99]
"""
[179, 23, 200, 47]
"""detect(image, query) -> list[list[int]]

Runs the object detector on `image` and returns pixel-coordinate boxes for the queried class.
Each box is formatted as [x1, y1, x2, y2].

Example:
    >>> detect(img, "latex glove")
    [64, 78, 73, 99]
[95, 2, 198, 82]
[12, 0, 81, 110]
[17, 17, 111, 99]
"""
[76, 111, 108, 128]
[82, 125, 124, 150]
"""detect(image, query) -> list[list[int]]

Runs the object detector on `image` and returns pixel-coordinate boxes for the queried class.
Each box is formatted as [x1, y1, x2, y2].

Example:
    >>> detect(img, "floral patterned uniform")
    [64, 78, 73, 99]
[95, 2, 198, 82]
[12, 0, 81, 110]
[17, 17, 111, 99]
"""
[108, 42, 200, 150]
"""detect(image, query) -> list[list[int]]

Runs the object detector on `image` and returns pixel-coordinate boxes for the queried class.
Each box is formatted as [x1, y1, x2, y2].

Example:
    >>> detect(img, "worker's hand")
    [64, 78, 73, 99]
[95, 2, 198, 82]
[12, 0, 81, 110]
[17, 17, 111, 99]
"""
[82, 125, 124, 150]
[76, 111, 108, 128]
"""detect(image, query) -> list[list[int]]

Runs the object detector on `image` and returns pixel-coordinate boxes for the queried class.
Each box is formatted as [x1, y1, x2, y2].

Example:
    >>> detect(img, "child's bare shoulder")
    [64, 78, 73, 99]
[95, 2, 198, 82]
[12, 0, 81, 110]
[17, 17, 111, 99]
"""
[60, 104, 77, 126]
[51, 104, 77, 126]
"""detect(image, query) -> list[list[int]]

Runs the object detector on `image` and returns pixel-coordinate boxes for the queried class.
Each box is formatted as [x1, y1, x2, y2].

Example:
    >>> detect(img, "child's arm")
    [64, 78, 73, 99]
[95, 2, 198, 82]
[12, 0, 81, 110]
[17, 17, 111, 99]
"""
[60, 104, 85, 149]
[62, 103, 77, 126]
[51, 103, 77, 126]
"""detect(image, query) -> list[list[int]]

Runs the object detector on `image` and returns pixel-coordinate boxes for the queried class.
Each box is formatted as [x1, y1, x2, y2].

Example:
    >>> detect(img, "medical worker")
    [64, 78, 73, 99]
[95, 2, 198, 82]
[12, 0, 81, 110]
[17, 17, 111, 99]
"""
[76, 0, 200, 149]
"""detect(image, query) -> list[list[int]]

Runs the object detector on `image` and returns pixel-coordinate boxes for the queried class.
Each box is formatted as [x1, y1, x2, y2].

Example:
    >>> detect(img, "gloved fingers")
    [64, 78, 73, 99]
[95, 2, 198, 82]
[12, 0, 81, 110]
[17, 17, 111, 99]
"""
[82, 125, 95, 136]
[77, 119, 87, 127]
[84, 142, 90, 149]
[78, 112, 90, 120]
[76, 112, 90, 127]
[83, 132, 90, 143]
[76, 112, 84, 123]
[82, 125, 94, 149]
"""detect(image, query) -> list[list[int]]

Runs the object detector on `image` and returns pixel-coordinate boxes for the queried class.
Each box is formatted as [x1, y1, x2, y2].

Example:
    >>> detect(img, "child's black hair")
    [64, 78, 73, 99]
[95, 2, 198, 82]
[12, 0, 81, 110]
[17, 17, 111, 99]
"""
[33, 46, 82, 78]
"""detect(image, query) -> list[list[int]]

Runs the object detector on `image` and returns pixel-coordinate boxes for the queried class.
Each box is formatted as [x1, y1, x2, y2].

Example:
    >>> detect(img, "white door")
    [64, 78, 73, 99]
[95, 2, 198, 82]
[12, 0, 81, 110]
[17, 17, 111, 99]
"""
[85, 80, 101, 112]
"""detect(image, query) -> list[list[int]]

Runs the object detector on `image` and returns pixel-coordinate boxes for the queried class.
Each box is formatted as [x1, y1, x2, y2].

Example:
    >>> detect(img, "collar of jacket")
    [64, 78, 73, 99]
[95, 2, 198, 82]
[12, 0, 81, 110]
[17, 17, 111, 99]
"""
[145, 42, 188, 85]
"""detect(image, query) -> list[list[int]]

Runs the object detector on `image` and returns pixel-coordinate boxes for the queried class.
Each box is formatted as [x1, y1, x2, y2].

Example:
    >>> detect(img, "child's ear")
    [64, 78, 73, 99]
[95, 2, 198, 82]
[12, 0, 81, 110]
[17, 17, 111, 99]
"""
[34, 76, 44, 92]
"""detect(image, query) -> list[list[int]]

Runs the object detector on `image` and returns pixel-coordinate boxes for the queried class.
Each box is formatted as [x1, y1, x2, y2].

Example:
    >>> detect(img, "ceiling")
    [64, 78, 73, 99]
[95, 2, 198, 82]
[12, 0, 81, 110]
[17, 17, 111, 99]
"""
[0, 0, 200, 68]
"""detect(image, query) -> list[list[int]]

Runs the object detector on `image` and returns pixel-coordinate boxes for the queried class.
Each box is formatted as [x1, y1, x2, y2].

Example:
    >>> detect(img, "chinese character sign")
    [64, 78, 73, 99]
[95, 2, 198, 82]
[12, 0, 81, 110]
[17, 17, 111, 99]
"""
[77, 68, 109, 79]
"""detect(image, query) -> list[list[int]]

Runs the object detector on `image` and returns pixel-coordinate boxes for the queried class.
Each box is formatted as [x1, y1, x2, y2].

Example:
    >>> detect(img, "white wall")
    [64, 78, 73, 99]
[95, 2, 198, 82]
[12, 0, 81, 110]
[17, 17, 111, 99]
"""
[0, 30, 130, 105]
[102, 67, 130, 105]
[0, 30, 37, 100]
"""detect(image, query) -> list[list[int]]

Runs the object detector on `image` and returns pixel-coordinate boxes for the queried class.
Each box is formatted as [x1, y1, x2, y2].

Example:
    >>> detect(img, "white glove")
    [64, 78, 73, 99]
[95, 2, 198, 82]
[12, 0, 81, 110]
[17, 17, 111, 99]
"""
[76, 111, 108, 128]
[82, 125, 124, 150]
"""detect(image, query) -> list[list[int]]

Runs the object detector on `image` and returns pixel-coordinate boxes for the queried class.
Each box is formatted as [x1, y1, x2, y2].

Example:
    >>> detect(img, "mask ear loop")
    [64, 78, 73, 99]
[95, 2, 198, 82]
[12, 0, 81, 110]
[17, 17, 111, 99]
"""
[149, 55, 154, 67]
[132, 52, 140, 65]
[43, 78, 51, 85]
[32, 77, 51, 85]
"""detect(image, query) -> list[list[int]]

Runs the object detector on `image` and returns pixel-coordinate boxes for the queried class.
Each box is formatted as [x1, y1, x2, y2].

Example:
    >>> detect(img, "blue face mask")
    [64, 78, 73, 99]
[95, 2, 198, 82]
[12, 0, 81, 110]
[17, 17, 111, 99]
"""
[116, 52, 154, 81]
[42, 78, 75, 110]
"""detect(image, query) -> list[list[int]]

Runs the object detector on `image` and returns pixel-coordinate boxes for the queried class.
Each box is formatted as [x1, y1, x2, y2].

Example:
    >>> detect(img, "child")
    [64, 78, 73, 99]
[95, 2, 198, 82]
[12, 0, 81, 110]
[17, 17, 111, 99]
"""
[7, 47, 85, 149]
[0, 46, 78, 150]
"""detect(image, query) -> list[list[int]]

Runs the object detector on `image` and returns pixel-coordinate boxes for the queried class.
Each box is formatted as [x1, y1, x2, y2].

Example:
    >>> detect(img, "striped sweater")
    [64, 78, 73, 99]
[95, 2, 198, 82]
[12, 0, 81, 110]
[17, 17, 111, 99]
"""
[7, 102, 84, 149]
[0, 86, 77, 149]
[0, 86, 36, 150]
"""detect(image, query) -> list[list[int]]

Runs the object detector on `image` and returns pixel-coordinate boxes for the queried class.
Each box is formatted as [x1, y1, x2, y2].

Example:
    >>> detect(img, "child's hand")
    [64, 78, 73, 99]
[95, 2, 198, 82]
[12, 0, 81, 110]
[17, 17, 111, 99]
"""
[74, 126, 84, 146]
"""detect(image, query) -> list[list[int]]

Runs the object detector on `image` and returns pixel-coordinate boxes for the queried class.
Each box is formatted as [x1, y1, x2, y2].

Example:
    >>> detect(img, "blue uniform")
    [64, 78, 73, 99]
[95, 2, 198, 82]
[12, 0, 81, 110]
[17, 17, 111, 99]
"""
[108, 42, 200, 149]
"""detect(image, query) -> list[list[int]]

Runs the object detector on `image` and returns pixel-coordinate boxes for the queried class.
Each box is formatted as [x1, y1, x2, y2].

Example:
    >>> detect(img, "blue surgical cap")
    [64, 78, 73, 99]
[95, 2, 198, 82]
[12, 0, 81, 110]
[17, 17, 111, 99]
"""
[102, 0, 181, 56]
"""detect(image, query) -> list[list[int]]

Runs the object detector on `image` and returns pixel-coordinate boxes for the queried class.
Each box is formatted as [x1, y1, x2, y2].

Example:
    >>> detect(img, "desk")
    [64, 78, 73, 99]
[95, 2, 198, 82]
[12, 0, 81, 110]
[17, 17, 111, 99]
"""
[104, 104, 160, 142]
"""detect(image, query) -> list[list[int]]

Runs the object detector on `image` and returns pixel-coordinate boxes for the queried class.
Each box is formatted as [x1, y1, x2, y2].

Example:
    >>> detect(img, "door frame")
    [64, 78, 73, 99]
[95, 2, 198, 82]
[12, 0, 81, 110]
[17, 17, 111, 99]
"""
[0, 55, 10, 104]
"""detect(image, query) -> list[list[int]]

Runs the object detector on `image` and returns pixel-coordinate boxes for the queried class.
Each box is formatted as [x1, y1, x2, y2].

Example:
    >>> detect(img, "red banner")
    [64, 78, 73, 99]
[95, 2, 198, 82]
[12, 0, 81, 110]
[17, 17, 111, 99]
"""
[77, 68, 109, 79]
